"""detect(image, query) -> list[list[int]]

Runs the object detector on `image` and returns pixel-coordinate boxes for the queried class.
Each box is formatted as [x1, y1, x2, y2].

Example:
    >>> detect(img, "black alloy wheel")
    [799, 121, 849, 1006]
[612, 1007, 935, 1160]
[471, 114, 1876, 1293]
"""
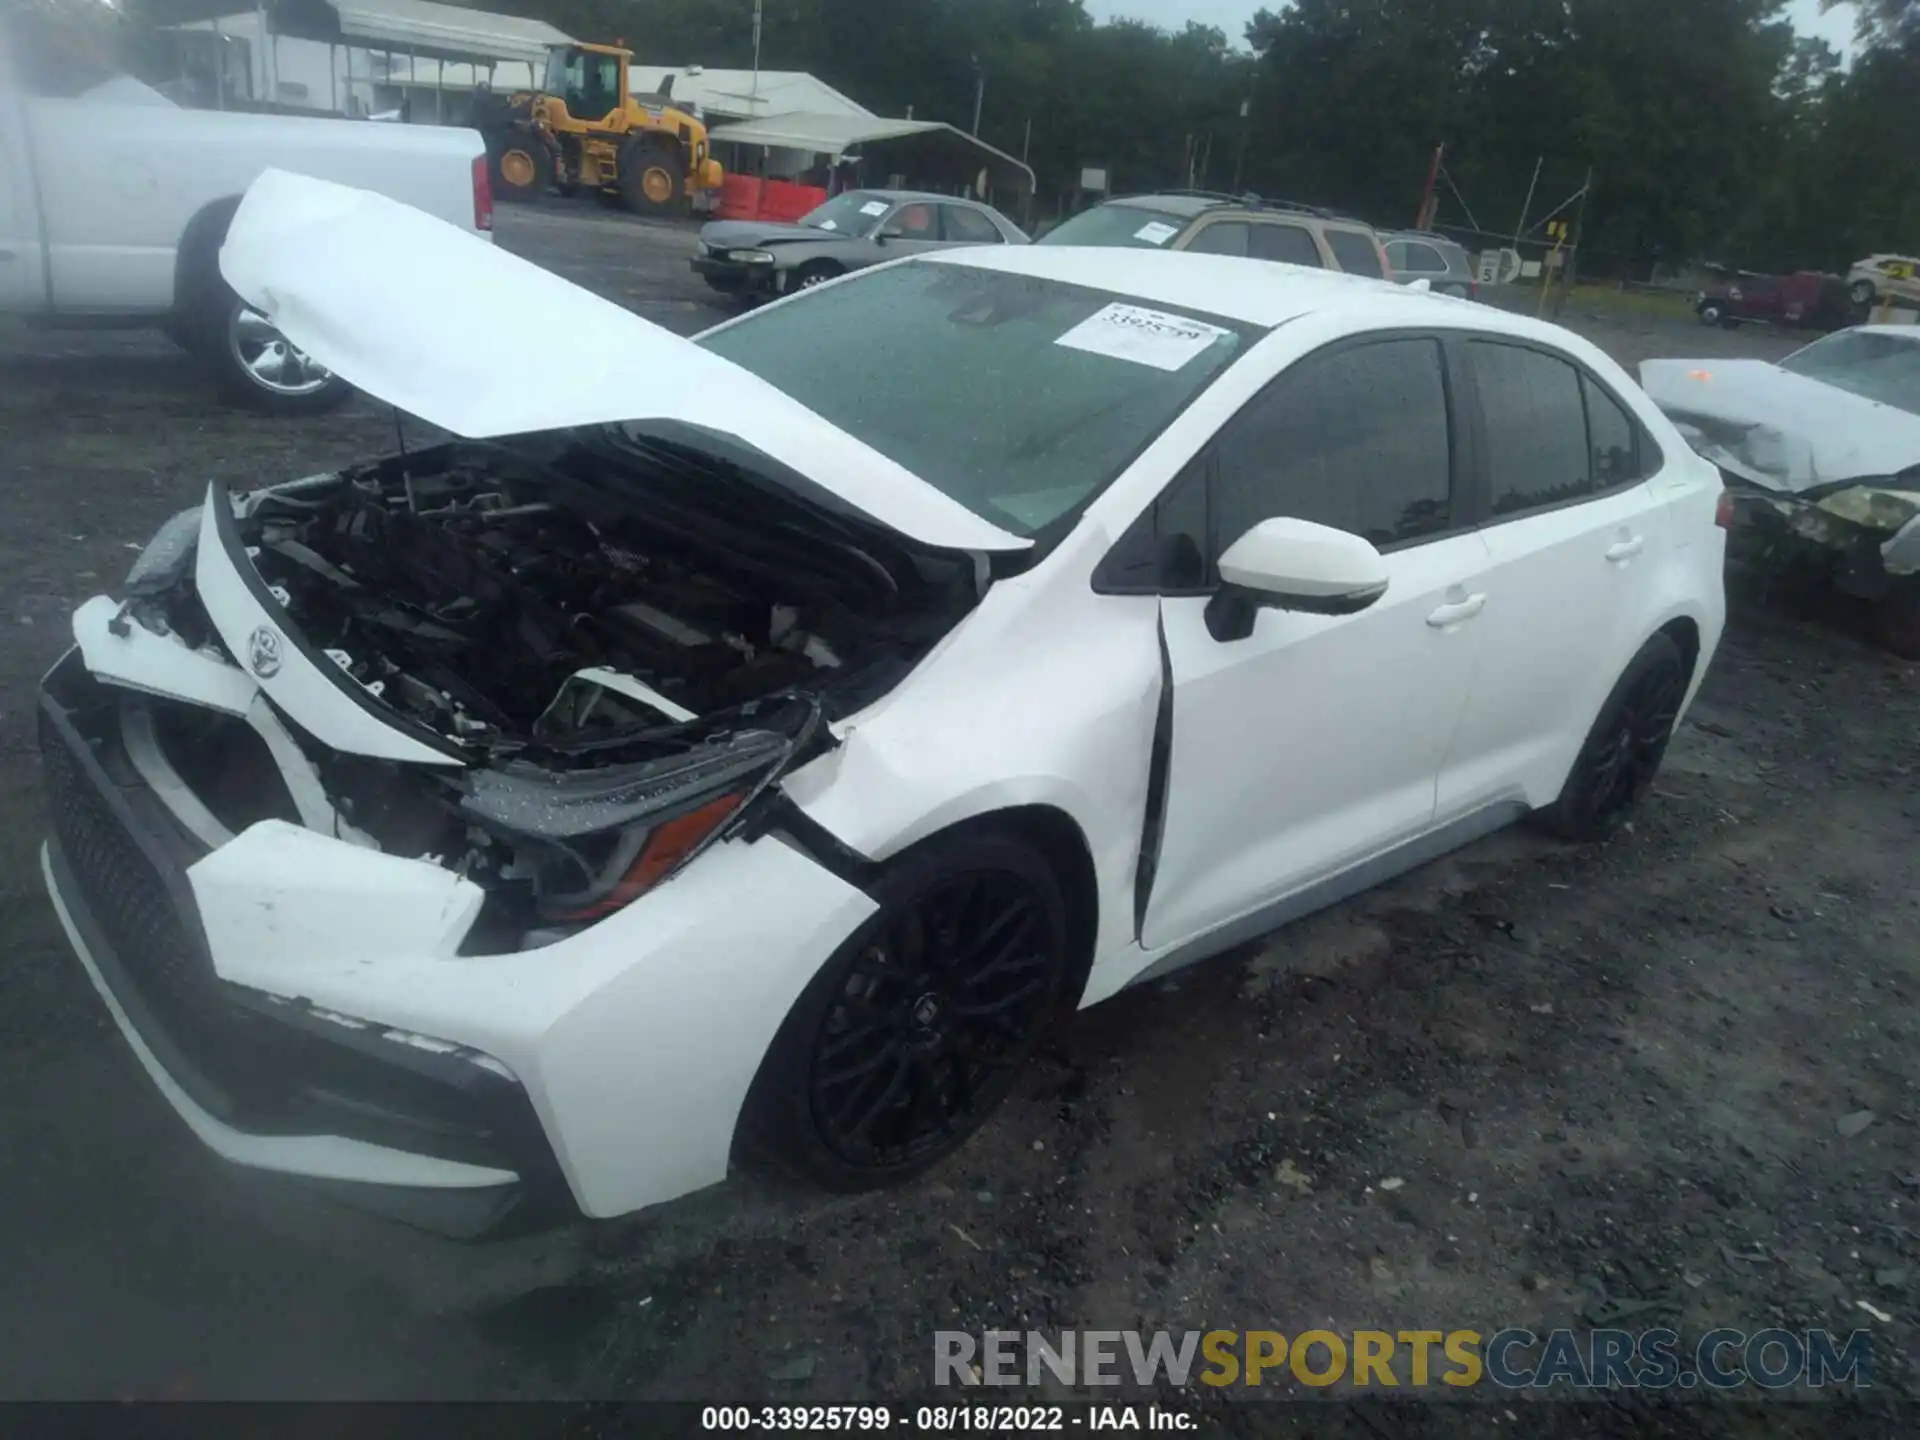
[745, 829, 1070, 1190]
[1539, 633, 1689, 842]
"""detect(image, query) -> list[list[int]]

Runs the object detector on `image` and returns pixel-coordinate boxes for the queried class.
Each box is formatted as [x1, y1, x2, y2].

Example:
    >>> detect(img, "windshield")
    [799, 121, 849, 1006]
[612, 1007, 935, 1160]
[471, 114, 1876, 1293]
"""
[695, 263, 1253, 535]
[549, 48, 621, 119]
[1039, 204, 1189, 250]
[798, 192, 894, 238]
[1780, 330, 1920, 417]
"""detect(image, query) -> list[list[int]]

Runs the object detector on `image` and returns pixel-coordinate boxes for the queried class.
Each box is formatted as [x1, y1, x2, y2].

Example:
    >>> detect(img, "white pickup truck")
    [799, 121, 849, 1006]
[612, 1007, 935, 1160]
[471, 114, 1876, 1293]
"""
[0, 26, 490, 415]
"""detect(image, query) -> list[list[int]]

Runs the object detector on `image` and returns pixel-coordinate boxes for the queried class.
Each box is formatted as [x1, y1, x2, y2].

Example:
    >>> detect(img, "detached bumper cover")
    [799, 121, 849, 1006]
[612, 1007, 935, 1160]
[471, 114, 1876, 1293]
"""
[39, 651, 879, 1224]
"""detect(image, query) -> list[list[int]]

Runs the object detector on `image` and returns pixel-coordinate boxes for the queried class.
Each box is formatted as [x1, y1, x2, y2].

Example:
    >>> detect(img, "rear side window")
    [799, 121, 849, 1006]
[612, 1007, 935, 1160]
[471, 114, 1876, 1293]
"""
[1185, 222, 1250, 257]
[1583, 375, 1643, 488]
[1249, 223, 1324, 267]
[1390, 240, 1448, 274]
[1470, 342, 1592, 515]
[1213, 338, 1453, 552]
[1324, 230, 1385, 277]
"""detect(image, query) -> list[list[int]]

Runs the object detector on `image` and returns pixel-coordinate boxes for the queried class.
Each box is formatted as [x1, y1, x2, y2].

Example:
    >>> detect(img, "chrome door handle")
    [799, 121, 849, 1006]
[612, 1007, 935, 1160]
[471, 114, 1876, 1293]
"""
[1426, 594, 1487, 628]
[1605, 536, 1645, 563]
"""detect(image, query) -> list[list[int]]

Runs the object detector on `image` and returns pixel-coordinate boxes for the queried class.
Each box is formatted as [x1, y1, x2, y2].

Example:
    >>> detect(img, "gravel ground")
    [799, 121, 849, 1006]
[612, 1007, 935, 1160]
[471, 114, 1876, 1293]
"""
[0, 208, 1911, 1430]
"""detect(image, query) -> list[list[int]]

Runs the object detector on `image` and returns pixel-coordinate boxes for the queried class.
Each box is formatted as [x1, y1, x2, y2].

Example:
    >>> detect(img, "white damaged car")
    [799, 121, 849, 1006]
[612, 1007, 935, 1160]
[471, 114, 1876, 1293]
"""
[1641, 326, 1920, 656]
[40, 171, 1727, 1235]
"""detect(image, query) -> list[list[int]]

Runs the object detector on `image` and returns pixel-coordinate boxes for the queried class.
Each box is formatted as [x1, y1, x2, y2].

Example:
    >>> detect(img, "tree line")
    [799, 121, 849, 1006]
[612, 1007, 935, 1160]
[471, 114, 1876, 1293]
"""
[112, 0, 1920, 276]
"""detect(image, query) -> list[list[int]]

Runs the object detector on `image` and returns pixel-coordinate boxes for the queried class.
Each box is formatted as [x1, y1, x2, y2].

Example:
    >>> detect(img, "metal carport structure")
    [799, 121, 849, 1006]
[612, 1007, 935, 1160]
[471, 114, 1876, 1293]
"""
[706, 112, 1036, 213]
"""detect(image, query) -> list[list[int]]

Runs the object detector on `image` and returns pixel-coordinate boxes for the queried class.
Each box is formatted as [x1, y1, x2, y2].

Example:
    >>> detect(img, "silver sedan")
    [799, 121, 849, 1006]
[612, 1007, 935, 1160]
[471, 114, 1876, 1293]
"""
[692, 189, 1029, 297]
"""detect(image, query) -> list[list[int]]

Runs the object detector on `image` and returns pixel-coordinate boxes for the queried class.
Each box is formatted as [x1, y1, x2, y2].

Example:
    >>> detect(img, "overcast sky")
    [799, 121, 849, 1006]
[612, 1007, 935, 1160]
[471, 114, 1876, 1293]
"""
[1083, 0, 1860, 60]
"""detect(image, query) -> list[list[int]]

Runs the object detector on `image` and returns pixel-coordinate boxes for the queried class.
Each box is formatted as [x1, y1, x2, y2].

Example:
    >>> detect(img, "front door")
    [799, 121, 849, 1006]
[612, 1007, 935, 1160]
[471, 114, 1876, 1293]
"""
[1142, 335, 1492, 951]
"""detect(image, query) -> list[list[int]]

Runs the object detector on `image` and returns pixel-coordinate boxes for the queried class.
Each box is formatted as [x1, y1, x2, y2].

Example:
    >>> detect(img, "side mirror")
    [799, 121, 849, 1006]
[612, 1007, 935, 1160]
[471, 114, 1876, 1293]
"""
[1205, 518, 1388, 642]
[875, 227, 906, 243]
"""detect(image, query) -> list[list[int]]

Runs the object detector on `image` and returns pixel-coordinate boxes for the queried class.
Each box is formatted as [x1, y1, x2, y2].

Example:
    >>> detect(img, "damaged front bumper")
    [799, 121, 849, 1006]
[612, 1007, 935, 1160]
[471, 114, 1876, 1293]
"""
[1723, 479, 1920, 599]
[38, 650, 879, 1232]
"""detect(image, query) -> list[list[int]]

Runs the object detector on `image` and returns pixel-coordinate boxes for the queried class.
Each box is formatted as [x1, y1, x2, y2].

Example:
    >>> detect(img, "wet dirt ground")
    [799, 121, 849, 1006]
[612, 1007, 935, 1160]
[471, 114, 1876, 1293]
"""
[0, 208, 1912, 1431]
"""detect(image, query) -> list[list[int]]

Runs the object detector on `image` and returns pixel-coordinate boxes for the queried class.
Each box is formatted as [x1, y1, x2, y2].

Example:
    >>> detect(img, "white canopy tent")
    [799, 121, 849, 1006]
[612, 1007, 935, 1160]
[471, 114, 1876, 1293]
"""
[706, 112, 1036, 203]
[324, 0, 571, 66]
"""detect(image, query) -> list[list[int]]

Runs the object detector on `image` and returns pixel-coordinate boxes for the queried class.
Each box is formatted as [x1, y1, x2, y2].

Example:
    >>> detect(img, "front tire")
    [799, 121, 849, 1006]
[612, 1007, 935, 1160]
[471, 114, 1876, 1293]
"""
[786, 260, 842, 294]
[744, 828, 1071, 1192]
[1850, 277, 1876, 309]
[1537, 633, 1689, 842]
[489, 130, 552, 203]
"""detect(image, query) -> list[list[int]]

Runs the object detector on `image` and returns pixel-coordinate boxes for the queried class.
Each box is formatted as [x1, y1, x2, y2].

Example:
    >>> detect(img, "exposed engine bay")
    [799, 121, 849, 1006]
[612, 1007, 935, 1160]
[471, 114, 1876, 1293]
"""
[117, 434, 986, 938]
[234, 436, 981, 758]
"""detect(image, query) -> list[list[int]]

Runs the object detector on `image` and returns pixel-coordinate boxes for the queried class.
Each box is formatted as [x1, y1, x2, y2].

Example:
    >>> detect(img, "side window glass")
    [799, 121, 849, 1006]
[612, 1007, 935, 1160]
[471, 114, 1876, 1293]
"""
[1185, 222, 1250, 257]
[1249, 223, 1324, 267]
[942, 206, 1003, 243]
[1470, 342, 1592, 515]
[1324, 229, 1385, 277]
[1405, 243, 1448, 274]
[1212, 339, 1452, 554]
[1583, 374, 1642, 489]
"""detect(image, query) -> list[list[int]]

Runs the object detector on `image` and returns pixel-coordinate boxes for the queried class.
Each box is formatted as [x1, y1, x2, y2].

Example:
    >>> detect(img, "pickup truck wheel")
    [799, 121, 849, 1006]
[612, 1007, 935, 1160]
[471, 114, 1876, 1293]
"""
[1850, 278, 1876, 308]
[210, 295, 353, 415]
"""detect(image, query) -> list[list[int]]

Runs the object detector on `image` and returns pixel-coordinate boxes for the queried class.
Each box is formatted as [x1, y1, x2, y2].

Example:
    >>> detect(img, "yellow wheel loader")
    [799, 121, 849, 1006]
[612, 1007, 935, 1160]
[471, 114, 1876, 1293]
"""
[479, 42, 723, 216]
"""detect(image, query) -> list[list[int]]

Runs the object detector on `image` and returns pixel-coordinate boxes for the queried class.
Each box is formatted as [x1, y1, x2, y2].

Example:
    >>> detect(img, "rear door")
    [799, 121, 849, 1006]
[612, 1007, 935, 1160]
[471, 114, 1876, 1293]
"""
[1143, 334, 1493, 950]
[1434, 337, 1672, 817]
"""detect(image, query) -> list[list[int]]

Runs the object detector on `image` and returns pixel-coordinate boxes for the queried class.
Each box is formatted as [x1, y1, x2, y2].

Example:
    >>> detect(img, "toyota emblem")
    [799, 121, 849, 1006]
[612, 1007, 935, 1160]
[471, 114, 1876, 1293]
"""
[247, 625, 283, 679]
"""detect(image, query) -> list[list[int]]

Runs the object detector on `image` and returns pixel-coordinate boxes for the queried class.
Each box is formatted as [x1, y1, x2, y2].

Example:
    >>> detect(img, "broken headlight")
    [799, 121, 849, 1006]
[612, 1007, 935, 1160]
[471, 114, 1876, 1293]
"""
[124, 505, 203, 598]
[460, 729, 791, 921]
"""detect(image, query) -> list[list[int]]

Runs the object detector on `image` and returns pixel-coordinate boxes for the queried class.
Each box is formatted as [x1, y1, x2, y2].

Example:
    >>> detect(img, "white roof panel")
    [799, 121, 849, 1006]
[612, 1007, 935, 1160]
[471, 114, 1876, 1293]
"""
[329, 0, 571, 65]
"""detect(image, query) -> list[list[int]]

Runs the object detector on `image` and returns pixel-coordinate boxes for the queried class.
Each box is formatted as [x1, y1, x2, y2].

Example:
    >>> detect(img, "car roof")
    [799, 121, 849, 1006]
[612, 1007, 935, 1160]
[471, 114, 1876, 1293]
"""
[924, 245, 1568, 338]
[857, 188, 978, 205]
[1383, 230, 1466, 250]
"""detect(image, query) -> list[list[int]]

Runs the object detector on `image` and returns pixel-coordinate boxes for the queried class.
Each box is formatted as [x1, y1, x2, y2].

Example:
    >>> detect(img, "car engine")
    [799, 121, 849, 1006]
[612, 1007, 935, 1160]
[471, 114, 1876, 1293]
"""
[236, 440, 975, 757]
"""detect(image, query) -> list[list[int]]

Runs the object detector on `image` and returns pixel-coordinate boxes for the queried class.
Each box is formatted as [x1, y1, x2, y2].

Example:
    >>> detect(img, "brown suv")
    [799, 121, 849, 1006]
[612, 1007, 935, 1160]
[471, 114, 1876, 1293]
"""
[1036, 191, 1393, 279]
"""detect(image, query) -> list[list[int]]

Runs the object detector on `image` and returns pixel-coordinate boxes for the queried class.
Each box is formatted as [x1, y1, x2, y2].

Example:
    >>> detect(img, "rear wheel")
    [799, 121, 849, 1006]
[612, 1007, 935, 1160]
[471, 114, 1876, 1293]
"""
[489, 130, 552, 203]
[1536, 633, 1689, 842]
[618, 137, 685, 216]
[208, 292, 353, 415]
[1850, 277, 1876, 308]
[744, 828, 1071, 1192]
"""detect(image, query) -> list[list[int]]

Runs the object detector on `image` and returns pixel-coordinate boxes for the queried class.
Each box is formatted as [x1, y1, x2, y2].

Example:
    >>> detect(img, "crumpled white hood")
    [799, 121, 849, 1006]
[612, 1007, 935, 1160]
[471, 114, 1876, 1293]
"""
[1639, 357, 1920, 494]
[219, 169, 1027, 552]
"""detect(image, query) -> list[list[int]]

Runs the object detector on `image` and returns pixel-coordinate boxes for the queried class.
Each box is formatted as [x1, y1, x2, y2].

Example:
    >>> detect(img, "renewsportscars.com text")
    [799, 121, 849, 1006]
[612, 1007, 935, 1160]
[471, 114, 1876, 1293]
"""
[934, 1328, 1874, 1391]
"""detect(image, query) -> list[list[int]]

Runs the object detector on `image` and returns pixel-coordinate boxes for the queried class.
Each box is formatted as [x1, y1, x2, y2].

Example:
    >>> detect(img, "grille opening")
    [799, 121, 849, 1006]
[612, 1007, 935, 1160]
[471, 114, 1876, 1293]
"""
[146, 699, 302, 834]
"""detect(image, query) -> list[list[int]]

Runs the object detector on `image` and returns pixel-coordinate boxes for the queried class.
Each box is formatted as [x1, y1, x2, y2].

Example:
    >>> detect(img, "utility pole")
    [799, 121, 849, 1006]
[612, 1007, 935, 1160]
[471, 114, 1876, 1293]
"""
[1414, 142, 1444, 229]
[971, 56, 984, 135]
[1562, 165, 1594, 307]
[750, 0, 763, 108]
[1021, 117, 1032, 164]
[1231, 96, 1250, 192]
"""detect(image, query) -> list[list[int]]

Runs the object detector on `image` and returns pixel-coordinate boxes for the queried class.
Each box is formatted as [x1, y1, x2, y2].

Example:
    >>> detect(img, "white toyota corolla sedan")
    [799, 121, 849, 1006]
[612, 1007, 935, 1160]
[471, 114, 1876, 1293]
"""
[39, 172, 1725, 1235]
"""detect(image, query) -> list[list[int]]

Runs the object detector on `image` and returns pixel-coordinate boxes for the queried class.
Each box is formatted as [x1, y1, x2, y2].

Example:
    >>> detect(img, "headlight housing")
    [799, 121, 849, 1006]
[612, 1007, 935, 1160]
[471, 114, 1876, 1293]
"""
[728, 248, 776, 264]
[460, 727, 793, 921]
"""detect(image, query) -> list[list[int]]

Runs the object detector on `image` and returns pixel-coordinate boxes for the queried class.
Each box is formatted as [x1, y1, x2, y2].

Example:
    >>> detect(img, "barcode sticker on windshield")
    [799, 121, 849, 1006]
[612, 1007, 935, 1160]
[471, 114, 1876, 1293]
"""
[1055, 303, 1231, 371]
[860, 200, 890, 216]
[1133, 221, 1179, 246]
